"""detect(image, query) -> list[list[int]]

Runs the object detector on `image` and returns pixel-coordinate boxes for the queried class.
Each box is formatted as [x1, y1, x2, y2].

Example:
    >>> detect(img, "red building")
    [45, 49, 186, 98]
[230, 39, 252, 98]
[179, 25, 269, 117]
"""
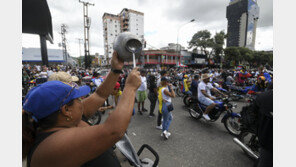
[124, 50, 184, 67]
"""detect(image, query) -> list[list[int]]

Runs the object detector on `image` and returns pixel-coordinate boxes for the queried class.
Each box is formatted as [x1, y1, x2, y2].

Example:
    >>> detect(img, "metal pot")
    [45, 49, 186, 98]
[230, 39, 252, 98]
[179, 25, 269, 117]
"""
[113, 32, 142, 61]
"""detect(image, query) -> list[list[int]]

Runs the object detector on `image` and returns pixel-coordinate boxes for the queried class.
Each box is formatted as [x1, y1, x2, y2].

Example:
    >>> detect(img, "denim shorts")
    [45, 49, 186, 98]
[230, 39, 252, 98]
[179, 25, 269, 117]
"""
[198, 97, 214, 106]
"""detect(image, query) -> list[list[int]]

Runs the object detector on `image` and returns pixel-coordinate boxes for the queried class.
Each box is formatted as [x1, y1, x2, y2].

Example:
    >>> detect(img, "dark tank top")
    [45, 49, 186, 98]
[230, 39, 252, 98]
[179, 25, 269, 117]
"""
[27, 131, 121, 167]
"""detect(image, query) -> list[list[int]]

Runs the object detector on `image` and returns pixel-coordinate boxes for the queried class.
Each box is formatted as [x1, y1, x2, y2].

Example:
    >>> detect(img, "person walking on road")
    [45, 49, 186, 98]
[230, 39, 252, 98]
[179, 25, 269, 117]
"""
[156, 70, 168, 129]
[159, 77, 175, 139]
[148, 74, 158, 117]
[137, 70, 148, 115]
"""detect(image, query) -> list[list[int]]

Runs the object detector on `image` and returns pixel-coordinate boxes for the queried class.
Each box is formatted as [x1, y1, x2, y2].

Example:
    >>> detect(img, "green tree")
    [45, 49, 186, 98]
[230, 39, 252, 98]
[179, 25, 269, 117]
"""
[237, 47, 254, 64]
[212, 31, 227, 62]
[188, 30, 214, 58]
[224, 47, 241, 66]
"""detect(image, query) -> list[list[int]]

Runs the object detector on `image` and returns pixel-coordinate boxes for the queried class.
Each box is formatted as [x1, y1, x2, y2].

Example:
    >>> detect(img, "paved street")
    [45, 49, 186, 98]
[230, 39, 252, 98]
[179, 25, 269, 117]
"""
[102, 96, 254, 167]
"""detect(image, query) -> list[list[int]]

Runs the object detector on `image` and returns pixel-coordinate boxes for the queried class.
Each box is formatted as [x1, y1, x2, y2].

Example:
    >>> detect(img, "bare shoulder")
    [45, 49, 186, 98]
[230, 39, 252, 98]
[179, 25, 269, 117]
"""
[31, 125, 109, 167]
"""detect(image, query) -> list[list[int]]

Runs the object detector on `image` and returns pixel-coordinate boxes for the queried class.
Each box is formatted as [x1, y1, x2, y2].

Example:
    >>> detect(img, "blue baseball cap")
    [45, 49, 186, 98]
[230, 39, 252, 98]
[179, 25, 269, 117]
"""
[23, 81, 90, 120]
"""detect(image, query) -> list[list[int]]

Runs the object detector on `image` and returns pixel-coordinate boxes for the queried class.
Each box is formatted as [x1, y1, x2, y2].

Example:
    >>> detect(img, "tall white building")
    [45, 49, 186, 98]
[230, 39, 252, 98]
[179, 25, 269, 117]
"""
[103, 8, 144, 64]
[102, 13, 121, 62]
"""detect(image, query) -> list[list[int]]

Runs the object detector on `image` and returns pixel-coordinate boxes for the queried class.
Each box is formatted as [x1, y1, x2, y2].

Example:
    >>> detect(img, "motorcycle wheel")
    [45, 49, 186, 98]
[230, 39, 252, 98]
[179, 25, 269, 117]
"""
[183, 95, 191, 107]
[176, 88, 182, 97]
[87, 111, 102, 125]
[239, 131, 260, 160]
[224, 115, 241, 136]
[188, 102, 202, 120]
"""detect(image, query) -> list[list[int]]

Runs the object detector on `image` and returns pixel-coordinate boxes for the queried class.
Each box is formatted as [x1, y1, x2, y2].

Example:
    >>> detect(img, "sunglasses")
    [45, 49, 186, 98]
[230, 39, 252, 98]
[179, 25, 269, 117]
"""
[60, 84, 78, 109]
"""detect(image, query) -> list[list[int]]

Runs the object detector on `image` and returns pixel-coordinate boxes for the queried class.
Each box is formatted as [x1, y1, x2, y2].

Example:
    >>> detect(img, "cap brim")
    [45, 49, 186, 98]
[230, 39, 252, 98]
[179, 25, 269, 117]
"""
[73, 85, 91, 99]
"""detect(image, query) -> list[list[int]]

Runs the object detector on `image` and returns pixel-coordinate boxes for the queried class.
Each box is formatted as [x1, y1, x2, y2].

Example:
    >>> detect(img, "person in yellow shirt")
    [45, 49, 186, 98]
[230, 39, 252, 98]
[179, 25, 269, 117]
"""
[111, 82, 122, 106]
[182, 75, 192, 95]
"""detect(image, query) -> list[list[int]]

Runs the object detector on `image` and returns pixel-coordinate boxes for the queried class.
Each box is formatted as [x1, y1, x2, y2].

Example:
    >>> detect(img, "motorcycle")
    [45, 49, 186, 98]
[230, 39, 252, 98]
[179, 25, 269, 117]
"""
[84, 108, 159, 167]
[187, 97, 241, 136]
[183, 94, 193, 107]
[173, 80, 184, 97]
[116, 134, 159, 167]
[233, 96, 259, 160]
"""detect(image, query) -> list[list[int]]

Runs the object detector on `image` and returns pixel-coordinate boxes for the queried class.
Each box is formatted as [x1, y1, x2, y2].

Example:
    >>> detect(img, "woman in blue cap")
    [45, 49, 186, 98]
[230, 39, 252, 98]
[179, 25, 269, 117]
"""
[22, 52, 141, 167]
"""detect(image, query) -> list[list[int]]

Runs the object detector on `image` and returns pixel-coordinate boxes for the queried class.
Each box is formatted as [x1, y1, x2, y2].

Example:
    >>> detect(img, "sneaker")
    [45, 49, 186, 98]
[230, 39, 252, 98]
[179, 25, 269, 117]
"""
[149, 113, 155, 117]
[142, 108, 148, 112]
[203, 114, 211, 121]
[156, 125, 162, 130]
[162, 130, 169, 139]
[167, 131, 171, 137]
[138, 110, 143, 115]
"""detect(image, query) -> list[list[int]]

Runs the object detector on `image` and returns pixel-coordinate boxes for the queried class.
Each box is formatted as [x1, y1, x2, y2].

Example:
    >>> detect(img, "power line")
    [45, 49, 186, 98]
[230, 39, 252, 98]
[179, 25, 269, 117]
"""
[79, 0, 94, 69]
[60, 24, 68, 65]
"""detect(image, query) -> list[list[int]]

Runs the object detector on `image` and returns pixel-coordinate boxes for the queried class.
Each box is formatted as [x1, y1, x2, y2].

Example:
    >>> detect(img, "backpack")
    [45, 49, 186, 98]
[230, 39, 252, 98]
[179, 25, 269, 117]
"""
[240, 103, 258, 133]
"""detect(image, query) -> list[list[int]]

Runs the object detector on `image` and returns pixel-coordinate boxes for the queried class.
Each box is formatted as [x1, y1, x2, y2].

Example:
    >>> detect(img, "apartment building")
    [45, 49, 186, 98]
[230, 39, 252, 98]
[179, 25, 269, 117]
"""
[102, 8, 144, 64]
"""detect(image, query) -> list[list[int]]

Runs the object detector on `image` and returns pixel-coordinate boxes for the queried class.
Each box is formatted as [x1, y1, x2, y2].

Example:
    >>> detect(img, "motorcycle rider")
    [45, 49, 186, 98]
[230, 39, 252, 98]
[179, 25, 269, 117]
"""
[252, 89, 273, 167]
[190, 75, 200, 98]
[182, 75, 192, 95]
[248, 76, 267, 94]
[198, 74, 227, 121]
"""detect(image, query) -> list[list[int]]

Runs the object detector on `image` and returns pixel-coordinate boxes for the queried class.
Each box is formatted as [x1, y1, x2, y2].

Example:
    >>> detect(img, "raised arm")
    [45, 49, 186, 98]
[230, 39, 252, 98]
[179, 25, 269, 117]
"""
[82, 51, 123, 118]
[31, 68, 141, 167]
[164, 84, 176, 98]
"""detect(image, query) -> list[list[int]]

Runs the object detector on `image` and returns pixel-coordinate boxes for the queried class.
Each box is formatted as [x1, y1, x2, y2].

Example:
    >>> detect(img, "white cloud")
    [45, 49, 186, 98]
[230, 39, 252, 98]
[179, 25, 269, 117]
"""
[22, 0, 273, 57]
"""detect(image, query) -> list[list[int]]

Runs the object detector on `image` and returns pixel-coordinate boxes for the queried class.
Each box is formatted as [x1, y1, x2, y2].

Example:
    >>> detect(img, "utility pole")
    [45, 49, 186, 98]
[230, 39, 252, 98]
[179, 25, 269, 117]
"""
[76, 38, 83, 67]
[60, 24, 68, 65]
[79, 0, 94, 69]
[76, 38, 83, 57]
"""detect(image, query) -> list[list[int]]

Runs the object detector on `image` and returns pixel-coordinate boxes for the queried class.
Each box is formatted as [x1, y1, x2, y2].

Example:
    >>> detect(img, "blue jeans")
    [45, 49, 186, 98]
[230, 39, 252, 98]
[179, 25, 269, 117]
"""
[162, 102, 173, 132]
[184, 90, 192, 96]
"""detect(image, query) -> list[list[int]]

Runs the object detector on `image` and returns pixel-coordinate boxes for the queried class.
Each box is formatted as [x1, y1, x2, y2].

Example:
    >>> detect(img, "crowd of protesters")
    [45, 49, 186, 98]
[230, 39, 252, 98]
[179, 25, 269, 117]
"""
[22, 57, 273, 166]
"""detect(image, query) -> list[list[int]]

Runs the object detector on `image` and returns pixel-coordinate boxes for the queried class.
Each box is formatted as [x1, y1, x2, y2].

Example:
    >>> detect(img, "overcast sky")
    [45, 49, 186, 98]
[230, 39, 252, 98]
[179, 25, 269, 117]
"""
[22, 0, 273, 57]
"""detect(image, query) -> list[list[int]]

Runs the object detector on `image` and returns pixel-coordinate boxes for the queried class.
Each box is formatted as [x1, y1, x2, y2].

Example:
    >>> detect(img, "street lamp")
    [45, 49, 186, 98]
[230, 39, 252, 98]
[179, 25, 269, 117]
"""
[176, 19, 196, 65]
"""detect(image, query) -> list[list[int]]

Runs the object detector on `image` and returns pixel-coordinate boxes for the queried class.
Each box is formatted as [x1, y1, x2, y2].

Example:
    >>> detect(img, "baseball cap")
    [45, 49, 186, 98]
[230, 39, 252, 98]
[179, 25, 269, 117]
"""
[23, 81, 90, 121]
[201, 74, 210, 80]
[114, 82, 120, 89]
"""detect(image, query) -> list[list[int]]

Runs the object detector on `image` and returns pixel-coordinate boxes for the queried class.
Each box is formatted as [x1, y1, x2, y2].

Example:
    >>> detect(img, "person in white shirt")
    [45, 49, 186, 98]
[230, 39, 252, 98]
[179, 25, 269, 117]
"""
[38, 68, 48, 83]
[47, 67, 54, 77]
[155, 70, 168, 129]
[198, 74, 226, 121]
[160, 77, 175, 139]
[137, 70, 148, 115]
[94, 73, 104, 87]
[157, 70, 167, 87]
